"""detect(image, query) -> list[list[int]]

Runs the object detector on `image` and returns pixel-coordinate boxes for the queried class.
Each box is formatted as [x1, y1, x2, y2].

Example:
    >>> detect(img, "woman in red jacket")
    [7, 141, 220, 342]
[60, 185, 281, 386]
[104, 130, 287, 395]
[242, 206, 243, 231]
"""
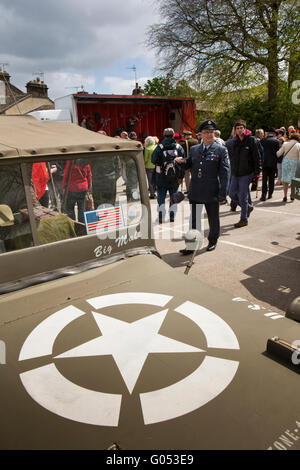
[63, 159, 92, 223]
[32, 162, 50, 207]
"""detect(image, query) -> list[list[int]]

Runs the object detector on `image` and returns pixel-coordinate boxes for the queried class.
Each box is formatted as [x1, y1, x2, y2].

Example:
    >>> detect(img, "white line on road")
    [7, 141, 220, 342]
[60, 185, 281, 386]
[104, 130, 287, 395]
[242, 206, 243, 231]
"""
[254, 207, 300, 217]
[219, 240, 300, 262]
[152, 216, 300, 263]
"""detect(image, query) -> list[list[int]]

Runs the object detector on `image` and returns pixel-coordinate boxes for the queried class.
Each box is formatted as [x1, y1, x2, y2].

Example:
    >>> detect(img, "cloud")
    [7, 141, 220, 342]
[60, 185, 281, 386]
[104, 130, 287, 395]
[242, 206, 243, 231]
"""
[0, 0, 159, 76]
[101, 76, 152, 95]
[0, 0, 162, 100]
[46, 72, 96, 100]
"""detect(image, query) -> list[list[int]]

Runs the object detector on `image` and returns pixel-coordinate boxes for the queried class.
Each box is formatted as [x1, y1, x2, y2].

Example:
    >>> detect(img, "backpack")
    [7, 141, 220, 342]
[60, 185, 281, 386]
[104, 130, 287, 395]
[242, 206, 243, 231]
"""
[159, 143, 184, 185]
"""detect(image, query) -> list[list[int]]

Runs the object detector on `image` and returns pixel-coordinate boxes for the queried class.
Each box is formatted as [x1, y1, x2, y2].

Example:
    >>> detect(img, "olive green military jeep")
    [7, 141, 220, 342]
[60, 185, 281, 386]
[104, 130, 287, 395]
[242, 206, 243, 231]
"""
[0, 116, 299, 451]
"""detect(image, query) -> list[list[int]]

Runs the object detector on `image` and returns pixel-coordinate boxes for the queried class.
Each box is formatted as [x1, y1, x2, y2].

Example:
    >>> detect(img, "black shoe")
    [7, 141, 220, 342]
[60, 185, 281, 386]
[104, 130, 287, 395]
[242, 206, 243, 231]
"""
[179, 249, 194, 255]
[206, 242, 217, 252]
[149, 195, 156, 199]
[247, 205, 254, 218]
[260, 196, 266, 201]
[282, 197, 287, 202]
[268, 194, 273, 199]
[230, 206, 237, 212]
[158, 216, 164, 224]
[234, 219, 248, 228]
[169, 212, 175, 222]
[290, 196, 295, 201]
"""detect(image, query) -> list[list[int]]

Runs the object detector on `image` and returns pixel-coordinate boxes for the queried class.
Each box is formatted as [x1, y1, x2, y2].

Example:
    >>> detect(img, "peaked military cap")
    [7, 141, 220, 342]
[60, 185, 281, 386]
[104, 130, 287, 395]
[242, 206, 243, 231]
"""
[183, 130, 192, 136]
[198, 119, 216, 132]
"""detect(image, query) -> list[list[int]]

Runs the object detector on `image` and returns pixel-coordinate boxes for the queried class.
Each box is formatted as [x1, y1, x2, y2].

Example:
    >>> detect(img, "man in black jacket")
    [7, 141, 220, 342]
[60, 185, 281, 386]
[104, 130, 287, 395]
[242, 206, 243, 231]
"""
[260, 128, 280, 201]
[228, 120, 261, 228]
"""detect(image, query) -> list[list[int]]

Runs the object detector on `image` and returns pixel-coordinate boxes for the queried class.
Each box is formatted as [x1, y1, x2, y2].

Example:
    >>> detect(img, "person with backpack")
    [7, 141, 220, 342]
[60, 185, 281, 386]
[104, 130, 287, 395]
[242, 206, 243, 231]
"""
[151, 128, 185, 223]
[179, 120, 230, 254]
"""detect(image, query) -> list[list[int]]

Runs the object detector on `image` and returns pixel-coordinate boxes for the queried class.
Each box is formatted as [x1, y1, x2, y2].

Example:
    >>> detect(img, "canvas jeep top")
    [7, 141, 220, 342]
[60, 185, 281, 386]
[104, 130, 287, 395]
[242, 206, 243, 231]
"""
[0, 115, 154, 291]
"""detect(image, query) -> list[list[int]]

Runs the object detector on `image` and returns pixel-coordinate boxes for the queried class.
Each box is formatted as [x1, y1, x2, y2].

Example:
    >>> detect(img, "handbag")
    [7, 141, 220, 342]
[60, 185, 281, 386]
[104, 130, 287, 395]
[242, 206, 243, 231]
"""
[85, 191, 94, 211]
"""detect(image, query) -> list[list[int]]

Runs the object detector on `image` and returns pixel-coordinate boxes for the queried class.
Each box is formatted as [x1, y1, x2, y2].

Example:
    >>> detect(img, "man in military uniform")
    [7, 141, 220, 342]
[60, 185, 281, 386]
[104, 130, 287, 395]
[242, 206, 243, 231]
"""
[179, 120, 230, 254]
[179, 130, 199, 193]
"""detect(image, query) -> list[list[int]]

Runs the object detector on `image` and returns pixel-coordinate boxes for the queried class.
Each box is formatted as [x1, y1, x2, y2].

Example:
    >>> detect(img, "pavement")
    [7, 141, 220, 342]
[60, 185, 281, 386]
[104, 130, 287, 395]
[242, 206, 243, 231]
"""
[150, 185, 300, 316]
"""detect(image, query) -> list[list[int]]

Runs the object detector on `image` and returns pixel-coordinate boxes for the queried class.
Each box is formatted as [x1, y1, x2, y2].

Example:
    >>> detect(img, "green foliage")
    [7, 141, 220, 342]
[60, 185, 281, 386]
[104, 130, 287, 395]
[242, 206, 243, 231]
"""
[173, 80, 196, 97]
[144, 75, 177, 97]
[216, 90, 300, 140]
[144, 75, 196, 97]
[148, 0, 300, 107]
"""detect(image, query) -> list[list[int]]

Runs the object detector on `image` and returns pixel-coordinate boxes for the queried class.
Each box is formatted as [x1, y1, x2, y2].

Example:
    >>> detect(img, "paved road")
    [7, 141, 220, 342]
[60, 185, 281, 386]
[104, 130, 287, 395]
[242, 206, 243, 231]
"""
[150, 185, 300, 317]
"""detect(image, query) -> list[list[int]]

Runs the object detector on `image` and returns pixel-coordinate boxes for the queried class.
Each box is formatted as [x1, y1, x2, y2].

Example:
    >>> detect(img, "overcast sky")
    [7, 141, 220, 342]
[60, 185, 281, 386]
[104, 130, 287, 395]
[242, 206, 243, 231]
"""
[0, 0, 160, 100]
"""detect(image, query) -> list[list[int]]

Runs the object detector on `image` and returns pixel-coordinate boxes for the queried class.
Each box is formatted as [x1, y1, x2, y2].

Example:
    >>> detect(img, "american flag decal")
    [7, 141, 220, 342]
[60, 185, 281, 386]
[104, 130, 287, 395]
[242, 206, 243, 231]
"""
[84, 206, 124, 234]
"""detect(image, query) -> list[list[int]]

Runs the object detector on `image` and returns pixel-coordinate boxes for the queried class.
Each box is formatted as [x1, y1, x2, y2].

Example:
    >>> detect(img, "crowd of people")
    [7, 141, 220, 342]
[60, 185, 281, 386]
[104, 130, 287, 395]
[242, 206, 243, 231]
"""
[31, 117, 300, 254]
[139, 119, 300, 254]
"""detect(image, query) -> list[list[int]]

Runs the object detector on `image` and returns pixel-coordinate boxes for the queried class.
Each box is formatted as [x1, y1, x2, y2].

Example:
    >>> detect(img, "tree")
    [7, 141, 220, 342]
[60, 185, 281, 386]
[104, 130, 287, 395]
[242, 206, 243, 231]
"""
[216, 92, 300, 139]
[144, 75, 177, 96]
[147, 0, 300, 109]
[144, 74, 196, 97]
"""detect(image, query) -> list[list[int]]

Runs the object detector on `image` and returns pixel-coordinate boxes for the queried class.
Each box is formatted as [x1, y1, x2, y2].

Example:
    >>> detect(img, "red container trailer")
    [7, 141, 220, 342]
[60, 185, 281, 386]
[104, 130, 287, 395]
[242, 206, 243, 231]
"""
[54, 93, 196, 140]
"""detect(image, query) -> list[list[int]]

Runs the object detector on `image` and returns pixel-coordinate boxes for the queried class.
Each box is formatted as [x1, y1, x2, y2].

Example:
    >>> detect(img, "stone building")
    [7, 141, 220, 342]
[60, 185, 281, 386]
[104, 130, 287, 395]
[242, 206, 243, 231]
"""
[0, 70, 54, 115]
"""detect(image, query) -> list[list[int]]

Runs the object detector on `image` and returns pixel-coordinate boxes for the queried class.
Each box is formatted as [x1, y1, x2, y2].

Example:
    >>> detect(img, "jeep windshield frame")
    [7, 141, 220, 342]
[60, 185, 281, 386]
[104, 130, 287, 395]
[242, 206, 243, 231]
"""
[0, 149, 155, 289]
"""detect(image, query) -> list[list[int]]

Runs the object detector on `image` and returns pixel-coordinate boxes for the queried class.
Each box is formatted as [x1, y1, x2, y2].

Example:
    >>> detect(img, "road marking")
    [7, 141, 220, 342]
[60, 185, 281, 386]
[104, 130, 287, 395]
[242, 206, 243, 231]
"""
[220, 240, 300, 263]
[156, 227, 300, 262]
[254, 207, 300, 217]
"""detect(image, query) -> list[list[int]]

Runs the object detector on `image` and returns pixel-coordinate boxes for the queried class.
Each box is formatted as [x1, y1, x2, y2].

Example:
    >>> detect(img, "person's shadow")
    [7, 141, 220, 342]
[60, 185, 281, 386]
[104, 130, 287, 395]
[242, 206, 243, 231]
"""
[242, 243, 300, 312]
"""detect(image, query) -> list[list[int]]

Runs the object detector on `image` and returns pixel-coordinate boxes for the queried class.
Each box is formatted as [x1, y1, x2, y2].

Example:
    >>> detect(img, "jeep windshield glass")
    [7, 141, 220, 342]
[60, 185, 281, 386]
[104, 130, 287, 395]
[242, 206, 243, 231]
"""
[0, 155, 141, 252]
[0, 164, 33, 253]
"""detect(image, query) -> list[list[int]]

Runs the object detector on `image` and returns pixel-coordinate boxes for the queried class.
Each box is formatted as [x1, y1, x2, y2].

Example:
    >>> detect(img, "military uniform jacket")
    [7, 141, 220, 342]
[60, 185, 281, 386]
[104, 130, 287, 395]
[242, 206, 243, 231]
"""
[185, 142, 230, 203]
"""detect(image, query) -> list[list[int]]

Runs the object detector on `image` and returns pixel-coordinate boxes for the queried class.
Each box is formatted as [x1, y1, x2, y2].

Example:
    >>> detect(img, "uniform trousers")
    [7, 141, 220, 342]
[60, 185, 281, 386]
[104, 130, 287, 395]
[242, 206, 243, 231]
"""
[190, 199, 220, 244]
[262, 167, 276, 198]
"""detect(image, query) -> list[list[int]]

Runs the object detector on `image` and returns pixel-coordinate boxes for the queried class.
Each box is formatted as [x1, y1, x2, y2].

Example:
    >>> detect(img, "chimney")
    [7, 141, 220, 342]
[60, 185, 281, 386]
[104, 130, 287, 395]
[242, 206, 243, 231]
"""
[26, 78, 48, 97]
[0, 69, 11, 83]
[132, 82, 144, 96]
